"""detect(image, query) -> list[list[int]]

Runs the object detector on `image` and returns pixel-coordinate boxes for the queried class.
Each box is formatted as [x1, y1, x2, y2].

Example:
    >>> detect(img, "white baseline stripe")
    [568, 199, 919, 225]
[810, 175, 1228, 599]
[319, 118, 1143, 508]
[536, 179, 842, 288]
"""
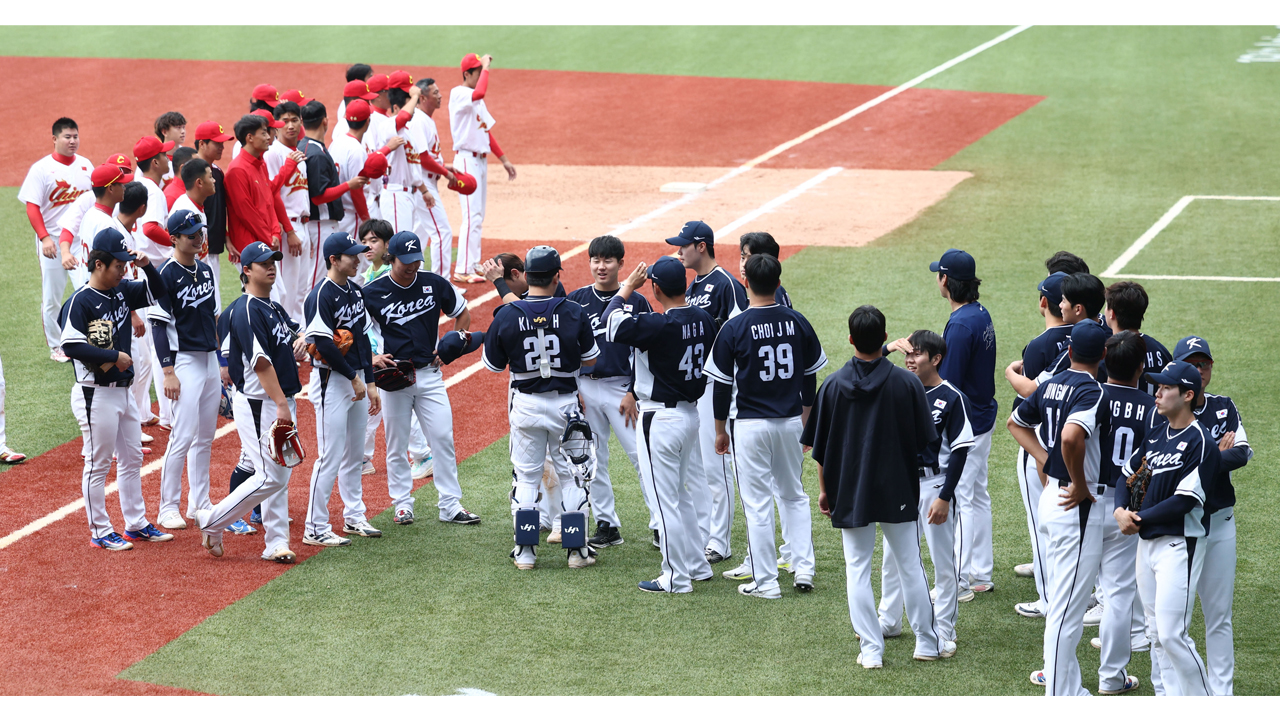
[609, 24, 1032, 237]
[1100, 196, 1195, 277]
[716, 167, 843, 238]
[1109, 274, 1280, 283]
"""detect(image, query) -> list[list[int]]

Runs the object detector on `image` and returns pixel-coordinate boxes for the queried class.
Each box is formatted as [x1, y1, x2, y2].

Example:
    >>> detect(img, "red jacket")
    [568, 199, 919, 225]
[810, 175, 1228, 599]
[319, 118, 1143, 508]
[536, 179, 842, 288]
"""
[225, 149, 292, 253]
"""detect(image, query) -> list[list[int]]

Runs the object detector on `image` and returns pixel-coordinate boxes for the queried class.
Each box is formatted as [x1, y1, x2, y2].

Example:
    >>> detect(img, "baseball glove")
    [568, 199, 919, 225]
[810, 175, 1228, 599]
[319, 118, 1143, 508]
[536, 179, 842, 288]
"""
[87, 318, 116, 372]
[263, 419, 305, 468]
[374, 359, 416, 392]
[1125, 457, 1152, 512]
[305, 328, 355, 361]
[218, 384, 234, 420]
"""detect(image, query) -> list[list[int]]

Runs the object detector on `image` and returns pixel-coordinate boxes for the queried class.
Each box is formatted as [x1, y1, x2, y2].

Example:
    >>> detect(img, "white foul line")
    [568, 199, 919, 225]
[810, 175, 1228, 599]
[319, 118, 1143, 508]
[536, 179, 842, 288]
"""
[716, 167, 843, 238]
[609, 24, 1033, 238]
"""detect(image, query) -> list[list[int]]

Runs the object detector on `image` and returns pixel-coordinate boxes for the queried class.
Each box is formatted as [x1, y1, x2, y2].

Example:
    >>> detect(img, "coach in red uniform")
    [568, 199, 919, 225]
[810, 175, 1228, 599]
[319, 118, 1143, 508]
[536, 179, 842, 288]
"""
[225, 114, 293, 254]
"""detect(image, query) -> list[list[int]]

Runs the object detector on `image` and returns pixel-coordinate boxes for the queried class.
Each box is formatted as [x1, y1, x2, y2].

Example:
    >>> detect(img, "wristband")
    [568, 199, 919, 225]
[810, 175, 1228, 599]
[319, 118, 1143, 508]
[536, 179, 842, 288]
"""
[493, 277, 511, 297]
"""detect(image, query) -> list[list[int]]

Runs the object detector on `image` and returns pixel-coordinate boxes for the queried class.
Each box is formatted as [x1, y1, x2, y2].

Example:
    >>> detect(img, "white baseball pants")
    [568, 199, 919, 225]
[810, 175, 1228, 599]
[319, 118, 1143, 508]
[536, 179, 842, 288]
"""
[1037, 480, 1103, 696]
[72, 384, 148, 539]
[304, 368, 370, 536]
[1096, 485, 1142, 693]
[364, 406, 429, 464]
[382, 365, 465, 519]
[880, 473, 962, 643]
[578, 375, 648, 530]
[954, 428, 993, 591]
[636, 401, 712, 592]
[130, 318, 155, 424]
[413, 179, 454, 277]
[274, 223, 318, 322]
[1016, 448, 1049, 613]
[0, 353, 7, 449]
[508, 391, 586, 521]
[208, 252, 224, 313]
[1139, 534, 1211, 695]
[380, 188, 416, 234]
[454, 154, 488, 277]
[730, 416, 814, 593]
[696, 379, 732, 556]
[158, 351, 220, 519]
[37, 238, 70, 352]
[842, 522, 941, 663]
[1196, 506, 1235, 696]
[364, 188, 382, 221]
[205, 394, 295, 556]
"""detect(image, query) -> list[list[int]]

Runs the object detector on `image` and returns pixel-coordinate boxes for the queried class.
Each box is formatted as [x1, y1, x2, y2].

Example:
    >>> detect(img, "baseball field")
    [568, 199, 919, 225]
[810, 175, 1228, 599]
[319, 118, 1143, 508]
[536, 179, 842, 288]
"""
[1, 25, 1277, 696]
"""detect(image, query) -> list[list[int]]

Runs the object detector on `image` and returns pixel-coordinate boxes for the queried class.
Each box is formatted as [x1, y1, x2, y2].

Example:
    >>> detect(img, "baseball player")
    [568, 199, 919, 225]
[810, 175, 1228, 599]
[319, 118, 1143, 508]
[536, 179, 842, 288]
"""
[363, 231, 480, 526]
[21, 117, 93, 361]
[449, 53, 517, 283]
[567, 236, 655, 548]
[169, 158, 217, 258]
[483, 246, 600, 569]
[0, 351, 25, 463]
[131, 136, 179, 429]
[225, 113, 295, 262]
[603, 256, 716, 591]
[302, 232, 381, 545]
[164, 147, 198, 210]
[801, 305, 950, 667]
[196, 241, 308, 563]
[1104, 281, 1170, 396]
[378, 76, 423, 234]
[54, 152, 133, 288]
[264, 101, 311, 319]
[407, 78, 458, 277]
[192, 121, 233, 301]
[878, 329, 973, 643]
[300, 101, 368, 299]
[1116, 360, 1220, 696]
[328, 99, 377, 237]
[668, 220, 746, 564]
[334, 64, 374, 137]
[358, 74, 398, 224]
[154, 111, 186, 188]
[706, 253, 825, 598]
[1008, 321, 1108, 695]
[738, 231, 792, 307]
[1177, 335, 1250, 696]
[61, 226, 171, 551]
[150, 209, 221, 530]
[230, 84, 281, 159]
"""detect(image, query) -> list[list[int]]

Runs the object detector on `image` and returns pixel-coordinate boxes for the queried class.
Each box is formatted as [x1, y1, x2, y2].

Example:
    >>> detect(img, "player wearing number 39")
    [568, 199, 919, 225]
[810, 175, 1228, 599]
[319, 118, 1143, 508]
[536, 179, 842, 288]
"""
[704, 254, 826, 599]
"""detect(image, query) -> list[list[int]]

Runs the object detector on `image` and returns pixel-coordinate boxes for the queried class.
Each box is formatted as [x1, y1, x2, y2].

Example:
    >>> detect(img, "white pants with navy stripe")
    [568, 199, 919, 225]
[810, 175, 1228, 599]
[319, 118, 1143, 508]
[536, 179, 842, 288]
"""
[696, 379, 731, 556]
[205, 395, 295, 556]
[274, 219, 318, 322]
[72, 384, 147, 539]
[635, 402, 711, 592]
[37, 238, 69, 351]
[305, 368, 370, 536]
[413, 179, 454, 277]
[729, 416, 813, 593]
[382, 364, 464, 520]
[454, 154, 488, 277]
[955, 428, 993, 591]
[842, 522, 941, 662]
[1195, 506, 1235, 695]
[364, 405, 429, 466]
[1139, 533, 1210, 695]
[880, 473, 961, 642]
[158, 351, 220, 519]
[578, 375, 648, 531]
[1096, 485, 1142, 692]
[1037, 480, 1103, 696]
[1017, 448, 1049, 612]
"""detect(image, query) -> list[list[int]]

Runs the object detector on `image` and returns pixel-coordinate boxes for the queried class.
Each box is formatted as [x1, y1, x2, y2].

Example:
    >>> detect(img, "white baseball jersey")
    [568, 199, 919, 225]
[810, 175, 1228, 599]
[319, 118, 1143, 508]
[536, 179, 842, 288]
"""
[265, 140, 311, 218]
[384, 121, 417, 189]
[328, 133, 367, 222]
[76, 207, 133, 282]
[362, 111, 393, 196]
[169, 193, 211, 262]
[134, 176, 171, 266]
[333, 99, 349, 138]
[19, 154, 94, 236]
[449, 85, 496, 153]
[409, 108, 445, 177]
[57, 193, 97, 267]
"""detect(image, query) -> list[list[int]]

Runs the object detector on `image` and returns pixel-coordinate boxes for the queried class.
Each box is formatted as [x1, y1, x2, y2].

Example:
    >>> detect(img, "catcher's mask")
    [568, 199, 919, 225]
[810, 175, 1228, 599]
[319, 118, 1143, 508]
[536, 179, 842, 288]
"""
[558, 408, 597, 488]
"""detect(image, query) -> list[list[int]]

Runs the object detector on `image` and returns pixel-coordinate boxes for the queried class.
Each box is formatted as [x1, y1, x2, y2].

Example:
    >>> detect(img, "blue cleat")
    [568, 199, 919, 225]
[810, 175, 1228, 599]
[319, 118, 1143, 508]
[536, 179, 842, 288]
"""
[638, 579, 667, 593]
[90, 532, 134, 551]
[226, 519, 257, 535]
[124, 524, 173, 542]
[250, 510, 263, 525]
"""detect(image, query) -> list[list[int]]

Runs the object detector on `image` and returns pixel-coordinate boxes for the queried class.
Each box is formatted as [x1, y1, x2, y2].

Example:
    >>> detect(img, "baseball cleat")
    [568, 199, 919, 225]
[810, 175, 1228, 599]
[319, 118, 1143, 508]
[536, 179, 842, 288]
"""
[956, 588, 976, 603]
[124, 524, 173, 542]
[90, 532, 134, 551]
[142, 417, 160, 427]
[638, 579, 667, 593]
[588, 522, 624, 548]
[881, 625, 902, 639]
[856, 653, 883, 670]
[303, 531, 352, 547]
[779, 559, 794, 574]
[1014, 563, 1035, 578]
[361, 459, 376, 475]
[0, 448, 28, 464]
[343, 520, 383, 538]
[263, 546, 296, 564]
[1083, 601, 1104, 627]
[141, 447, 152, 456]
[939, 640, 957, 658]
[1099, 676, 1141, 695]
[393, 508, 415, 525]
[201, 530, 224, 558]
[140, 432, 153, 443]
[1015, 601, 1045, 618]
[411, 455, 434, 480]
[226, 519, 257, 535]
[158, 511, 187, 530]
[652, 529, 660, 548]
[971, 582, 995, 594]
[794, 574, 814, 593]
[722, 563, 752, 581]
[1029, 670, 1046, 686]
[547, 528, 562, 543]
[567, 547, 597, 569]
[705, 549, 730, 564]
[511, 545, 537, 570]
[737, 582, 781, 599]
[249, 510, 263, 524]
[442, 509, 481, 525]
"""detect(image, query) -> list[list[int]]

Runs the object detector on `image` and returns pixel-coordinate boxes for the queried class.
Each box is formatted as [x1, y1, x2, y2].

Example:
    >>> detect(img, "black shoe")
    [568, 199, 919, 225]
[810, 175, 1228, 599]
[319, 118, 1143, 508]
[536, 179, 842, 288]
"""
[588, 522, 624, 548]
[652, 529, 661, 549]
[442, 509, 481, 525]
[705, 548, 729, 564]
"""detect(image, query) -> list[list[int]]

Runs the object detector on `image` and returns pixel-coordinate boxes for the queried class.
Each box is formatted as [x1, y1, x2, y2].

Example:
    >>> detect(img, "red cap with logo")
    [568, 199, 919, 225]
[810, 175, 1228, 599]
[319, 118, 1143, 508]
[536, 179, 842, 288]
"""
[344, 99, 372, 123]
[387, 71, 413, 90]
[367, 74, 389, 93]
[104, 153, 133, 171]
[134, 136, 176, 162]
[251, 109, 285, 129]
[280, 89, 306, 104]
[360, 152, 388, 179]
[343, 79, 378, 101]
[252, 83, 280, 107]
[91, 163, 133, 188]
[194, 121, 234, 142]
[460, 53, 483, 73]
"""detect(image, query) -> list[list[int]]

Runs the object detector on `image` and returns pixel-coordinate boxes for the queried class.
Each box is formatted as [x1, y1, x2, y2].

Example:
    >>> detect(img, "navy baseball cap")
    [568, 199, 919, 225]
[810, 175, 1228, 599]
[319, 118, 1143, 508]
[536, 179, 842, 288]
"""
[1068, 320, 1108, 362]
[166, 209, 205, 237]
[387, 231, 424, 263]
[240, 241, 283, 267]
[647, 255, 688, 294]
[1038, 271, 1068, 306]
[1146, 360, 1202, 394]
[929, 249, 976, 280]
[323, 231, 369, 261]
[92, 227, 134, 262]
[525, 245, 561, 273]
[1173, 335, 1213, 362]
[665, 220, 714, 247]
[436, 330, 485, 365]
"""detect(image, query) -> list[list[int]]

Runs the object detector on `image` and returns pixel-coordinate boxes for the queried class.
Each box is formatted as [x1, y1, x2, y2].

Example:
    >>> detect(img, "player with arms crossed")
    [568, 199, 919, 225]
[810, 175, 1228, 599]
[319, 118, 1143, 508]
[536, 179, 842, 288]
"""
[364, 231, 480, 526]
[604, 256, 716, 592]
[484, 246, 599, 570]
[705, 253, 826, 598]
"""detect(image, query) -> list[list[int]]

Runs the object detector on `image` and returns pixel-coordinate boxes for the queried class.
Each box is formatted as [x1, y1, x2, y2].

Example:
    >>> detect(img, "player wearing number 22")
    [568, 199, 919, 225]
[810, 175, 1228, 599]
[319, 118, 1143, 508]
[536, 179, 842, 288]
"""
[703, 254, 826, 599]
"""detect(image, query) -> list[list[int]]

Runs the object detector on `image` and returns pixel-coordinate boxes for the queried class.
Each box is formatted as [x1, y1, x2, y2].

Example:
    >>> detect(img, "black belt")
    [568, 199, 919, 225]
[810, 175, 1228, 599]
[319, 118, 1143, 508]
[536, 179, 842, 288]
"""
[585, 374, 624, 381]
[96, 379, 133, 388]
[919, 463, 940, 477]
[413, 360, 434, 369]
[1057, 480, 1108, 495]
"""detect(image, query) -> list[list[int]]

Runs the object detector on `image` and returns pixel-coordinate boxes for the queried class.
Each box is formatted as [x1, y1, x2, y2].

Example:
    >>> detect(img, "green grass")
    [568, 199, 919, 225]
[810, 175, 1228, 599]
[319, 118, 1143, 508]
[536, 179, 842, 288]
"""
[1124, 198, 1280, 278]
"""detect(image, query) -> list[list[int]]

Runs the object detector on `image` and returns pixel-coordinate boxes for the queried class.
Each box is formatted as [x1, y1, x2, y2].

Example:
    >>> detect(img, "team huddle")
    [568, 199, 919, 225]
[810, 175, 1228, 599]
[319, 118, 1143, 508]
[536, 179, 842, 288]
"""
[17, 56, 1248, 698]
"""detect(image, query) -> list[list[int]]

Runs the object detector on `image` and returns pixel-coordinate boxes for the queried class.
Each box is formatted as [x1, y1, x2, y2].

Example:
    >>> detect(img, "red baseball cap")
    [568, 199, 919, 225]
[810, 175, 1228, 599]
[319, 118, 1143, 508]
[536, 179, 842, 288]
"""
[360, 152, 388, 179]
[387, 71, 413, 90]
[194, 121, 234, 143]
[280, 89, 306, 104]
[91, 163, 133, 188]
[344, 99, 372, 123]
[104, 152, 133, 171]
[252, 83, 280, 107]
[367, 74, 389, 93]
[134, 136, 175, 162]
[460, 53, 483, 73]
[251, 109, 285, 129]
[343, 79, 378, 101]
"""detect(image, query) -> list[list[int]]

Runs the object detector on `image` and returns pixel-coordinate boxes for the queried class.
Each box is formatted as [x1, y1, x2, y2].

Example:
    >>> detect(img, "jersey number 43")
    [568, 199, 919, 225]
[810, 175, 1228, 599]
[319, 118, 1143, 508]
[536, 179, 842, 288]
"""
[679, 344, 705, 381]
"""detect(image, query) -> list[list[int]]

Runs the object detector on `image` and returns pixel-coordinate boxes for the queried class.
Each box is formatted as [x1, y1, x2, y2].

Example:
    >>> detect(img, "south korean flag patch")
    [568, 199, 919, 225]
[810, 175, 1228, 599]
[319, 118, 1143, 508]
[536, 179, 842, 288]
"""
[934, 399, 948, 409]
[1176, 441, 1188, 451]
[1216, 408, 1229, 420]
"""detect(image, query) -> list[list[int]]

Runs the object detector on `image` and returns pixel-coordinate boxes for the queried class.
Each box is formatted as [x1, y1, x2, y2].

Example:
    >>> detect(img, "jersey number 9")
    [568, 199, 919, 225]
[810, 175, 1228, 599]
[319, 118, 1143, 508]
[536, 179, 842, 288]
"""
[758, 343, 794, 382]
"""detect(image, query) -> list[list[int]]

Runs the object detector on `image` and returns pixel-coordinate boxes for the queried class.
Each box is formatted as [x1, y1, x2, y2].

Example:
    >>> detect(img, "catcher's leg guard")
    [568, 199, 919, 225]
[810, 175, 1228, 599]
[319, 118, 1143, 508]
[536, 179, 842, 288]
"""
[515, 508, 541, 546]
[561, 511, 587, 550]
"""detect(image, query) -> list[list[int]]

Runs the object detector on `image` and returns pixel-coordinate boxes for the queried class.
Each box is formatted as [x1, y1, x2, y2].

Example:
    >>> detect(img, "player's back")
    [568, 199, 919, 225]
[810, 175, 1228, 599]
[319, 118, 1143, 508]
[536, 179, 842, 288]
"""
[1100, 383, 1157, 487]
[1139, 333, 1171, 395]
[1020, 367, 1104, 482]
[703, 303, 826, 419]
[485, 297, 598, 394]
[610, 304, 716, 406]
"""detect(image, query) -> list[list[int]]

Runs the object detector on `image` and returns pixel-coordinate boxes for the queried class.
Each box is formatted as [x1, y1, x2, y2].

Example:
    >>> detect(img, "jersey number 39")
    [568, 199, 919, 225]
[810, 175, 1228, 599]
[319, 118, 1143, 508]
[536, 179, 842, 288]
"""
[758, 343, 794, 381]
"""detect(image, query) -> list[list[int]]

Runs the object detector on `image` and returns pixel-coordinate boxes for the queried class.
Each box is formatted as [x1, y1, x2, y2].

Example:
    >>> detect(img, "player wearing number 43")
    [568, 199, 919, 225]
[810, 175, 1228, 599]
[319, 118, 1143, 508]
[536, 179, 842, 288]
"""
[704, 253, 826, 599]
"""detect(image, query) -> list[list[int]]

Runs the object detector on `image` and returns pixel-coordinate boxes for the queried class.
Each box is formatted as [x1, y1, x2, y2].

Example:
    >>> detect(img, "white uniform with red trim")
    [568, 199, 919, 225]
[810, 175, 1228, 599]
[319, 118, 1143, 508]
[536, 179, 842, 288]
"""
[361, 111, 393, 221]
[328, 133, 367, 238]
[377, 115, 417, 233]
[19, 153, 93, 352]
[265, 141, 313, 320]
[449, 84, 496, 278]
[408, 108, 455, 277]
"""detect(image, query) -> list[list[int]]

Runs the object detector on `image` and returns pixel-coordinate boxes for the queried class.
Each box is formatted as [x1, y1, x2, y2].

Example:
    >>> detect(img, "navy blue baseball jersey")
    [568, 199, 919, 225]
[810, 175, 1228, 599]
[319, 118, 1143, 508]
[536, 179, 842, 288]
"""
[224, 294, 303, 399]
[484, 297, 599, 394]
[151, 258, 219, 354]
[304, 278, 371, 372]
[775, 284, 792, 308]
[605, 301, 716, 405]
[1039, 341, 1111, 385]
[1138, 333, 1171, 396]
[939, 302, 998, 434]
[1013, 323, 1073, 411]
[1121, 420, 1219, 539]
[923, 380, 976, 473]
[59, 273, 158, 386]
[703, 304, 827, 419]
[363, 270, 466, 366]
[1194, 393, 1251, 513]
[491, 283, 566, 317]
[1011, 368, 1104, 484]
[1099, 383, 1158, 488]
[568, 285, 652, 379]
[685, 266, 747, 327]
